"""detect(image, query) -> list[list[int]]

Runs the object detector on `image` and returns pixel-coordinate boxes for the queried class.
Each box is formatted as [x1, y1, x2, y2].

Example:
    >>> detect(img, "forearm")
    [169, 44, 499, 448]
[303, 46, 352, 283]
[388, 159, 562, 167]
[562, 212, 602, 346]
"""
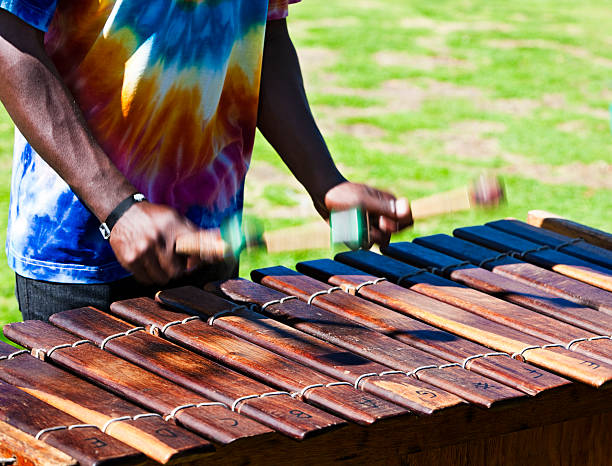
[257, 19, 345, 216]
[0, 12, 135, 221]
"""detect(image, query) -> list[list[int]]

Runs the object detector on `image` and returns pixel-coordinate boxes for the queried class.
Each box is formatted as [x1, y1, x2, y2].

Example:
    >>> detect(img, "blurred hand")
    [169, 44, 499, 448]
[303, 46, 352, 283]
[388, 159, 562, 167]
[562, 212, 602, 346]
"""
[109, 202, 225, 285]
[324, 182, 413, 247]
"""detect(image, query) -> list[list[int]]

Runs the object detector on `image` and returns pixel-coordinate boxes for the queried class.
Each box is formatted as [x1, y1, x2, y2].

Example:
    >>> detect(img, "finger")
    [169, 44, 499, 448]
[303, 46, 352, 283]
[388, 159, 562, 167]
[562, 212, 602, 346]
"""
[323, 183, 362, 212]
[127, 260, 155, 286]
[157, 243, 188, 282]
[394, 198, 413, 228]
[159, 225, 191, 279]
[325, 183, 393, 213]
[368, 226, 391, 248]
[139, 252, 171, 285]
[329, 189, 397, 221]
[358, 188, 397, 219]
[186, 255, 204, 273]
[379, 215, 399, 234]
[111, 239, 160, 285]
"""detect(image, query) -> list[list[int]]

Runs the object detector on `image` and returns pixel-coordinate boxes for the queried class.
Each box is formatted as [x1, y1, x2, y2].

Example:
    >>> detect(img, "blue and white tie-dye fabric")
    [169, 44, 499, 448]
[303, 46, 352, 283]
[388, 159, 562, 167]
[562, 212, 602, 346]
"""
[0, 0, 57, 30]
[7, 131, 127, 282]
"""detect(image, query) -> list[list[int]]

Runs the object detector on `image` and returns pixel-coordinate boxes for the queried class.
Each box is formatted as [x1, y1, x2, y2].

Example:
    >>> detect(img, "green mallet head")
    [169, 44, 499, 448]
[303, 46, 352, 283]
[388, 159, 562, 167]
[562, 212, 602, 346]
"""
[330, 207, 370, 251]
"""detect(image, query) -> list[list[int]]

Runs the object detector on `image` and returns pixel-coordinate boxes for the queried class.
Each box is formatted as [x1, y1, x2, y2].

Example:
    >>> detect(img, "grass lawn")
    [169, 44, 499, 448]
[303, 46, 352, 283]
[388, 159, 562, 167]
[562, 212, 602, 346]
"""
[1, 0, 611, 343]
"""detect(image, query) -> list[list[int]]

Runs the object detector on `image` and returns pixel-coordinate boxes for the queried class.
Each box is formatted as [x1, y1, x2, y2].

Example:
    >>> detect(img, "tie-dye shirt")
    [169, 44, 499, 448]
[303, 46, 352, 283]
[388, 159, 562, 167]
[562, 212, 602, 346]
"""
[268, 0, 300, 20]
[2, 0, 300, 283]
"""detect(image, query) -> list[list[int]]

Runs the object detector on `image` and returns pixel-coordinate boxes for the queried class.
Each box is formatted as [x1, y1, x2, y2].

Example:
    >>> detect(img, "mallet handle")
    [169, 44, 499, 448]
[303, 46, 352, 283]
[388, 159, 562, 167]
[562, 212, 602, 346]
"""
[175, 178, 503, 255]
[410, 187, 472, 220]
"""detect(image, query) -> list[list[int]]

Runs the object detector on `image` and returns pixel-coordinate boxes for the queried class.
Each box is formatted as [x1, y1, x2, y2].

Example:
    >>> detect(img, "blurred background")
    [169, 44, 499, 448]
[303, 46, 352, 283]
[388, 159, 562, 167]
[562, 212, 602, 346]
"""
[0, 0, 611, 335]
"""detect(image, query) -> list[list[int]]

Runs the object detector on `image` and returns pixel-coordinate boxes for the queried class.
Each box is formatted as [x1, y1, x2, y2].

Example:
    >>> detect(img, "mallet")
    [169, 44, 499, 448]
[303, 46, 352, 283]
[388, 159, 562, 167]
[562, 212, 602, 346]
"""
[175, 175, 505, 257]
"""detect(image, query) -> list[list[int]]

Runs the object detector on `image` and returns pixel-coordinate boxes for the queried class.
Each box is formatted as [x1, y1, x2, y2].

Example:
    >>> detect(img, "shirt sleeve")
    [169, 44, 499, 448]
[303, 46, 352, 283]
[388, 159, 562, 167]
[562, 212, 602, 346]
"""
[0, 0, 57, 31]
[268, 0, 301, 21]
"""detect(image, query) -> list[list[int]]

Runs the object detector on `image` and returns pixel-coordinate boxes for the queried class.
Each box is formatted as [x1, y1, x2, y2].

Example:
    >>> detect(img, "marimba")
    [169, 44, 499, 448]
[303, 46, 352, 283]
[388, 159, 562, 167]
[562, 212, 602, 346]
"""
[1, 215, 611, 465]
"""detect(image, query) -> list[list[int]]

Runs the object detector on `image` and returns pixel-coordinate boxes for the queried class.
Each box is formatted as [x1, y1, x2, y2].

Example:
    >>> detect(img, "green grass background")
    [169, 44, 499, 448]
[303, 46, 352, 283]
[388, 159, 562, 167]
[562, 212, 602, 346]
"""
[240, 0, 612, 278]
[1, 0, 611, 343]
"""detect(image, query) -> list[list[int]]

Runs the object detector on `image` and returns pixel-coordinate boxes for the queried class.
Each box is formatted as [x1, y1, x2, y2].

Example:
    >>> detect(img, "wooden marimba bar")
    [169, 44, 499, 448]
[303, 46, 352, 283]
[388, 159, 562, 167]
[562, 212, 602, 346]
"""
[1, 216, 611, 465]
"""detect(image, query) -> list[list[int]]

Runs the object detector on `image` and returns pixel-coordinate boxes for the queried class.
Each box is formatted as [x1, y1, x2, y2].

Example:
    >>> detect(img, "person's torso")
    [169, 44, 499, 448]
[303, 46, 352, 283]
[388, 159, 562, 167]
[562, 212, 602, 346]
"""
[7, 0, 270, 282]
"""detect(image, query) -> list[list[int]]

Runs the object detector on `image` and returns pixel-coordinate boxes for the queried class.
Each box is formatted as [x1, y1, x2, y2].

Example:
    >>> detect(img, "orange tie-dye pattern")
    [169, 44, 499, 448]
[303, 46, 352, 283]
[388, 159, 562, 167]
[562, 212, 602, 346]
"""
[54, 23, 263, 211]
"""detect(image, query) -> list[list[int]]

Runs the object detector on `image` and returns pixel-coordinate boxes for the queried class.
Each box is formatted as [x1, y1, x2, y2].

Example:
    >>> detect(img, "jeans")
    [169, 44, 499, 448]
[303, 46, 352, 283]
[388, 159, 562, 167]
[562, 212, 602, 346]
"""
[15, 261, 238, 322]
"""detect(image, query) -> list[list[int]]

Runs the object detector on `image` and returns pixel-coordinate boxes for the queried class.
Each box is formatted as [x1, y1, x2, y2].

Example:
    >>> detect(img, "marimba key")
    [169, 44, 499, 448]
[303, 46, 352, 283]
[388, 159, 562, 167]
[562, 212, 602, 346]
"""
[109, 297, 409, 425]
[0, 340, 212, 464]
[487, 219, 612, 270]
[205, 280, 565, 401]
[5, 321, 275, 446]
[0, 379, 142, 465]
[3, 216, 612, 464]
[295, 258, 612, 388]
[454, 225, 612, 292]
[156, 287, 473, 412]
[350, 246, 598, 331]
[0, 419, 76, 466]
[340, 247, 612, 340]
[410, 233, 612, 314]
[332, 248, 612, 365]
[397, 243, 612, 338]
[528, 210, 612, 251]
[251, 266, 565, 392]
[50, 306, 344, 440]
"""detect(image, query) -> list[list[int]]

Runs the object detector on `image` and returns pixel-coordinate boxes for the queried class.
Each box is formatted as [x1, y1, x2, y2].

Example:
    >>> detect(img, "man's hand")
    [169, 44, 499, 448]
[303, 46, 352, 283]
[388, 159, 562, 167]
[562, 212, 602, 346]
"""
[324, 182, 413, 247]
[257, 21, 412, 248]
[109, 202, 225, 285]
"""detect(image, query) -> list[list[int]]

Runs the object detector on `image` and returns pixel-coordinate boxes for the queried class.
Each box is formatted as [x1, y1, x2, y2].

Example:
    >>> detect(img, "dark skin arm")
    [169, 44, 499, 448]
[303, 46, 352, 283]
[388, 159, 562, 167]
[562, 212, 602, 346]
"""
[257, 20, 412, 246]
[0, 11, 222, 284]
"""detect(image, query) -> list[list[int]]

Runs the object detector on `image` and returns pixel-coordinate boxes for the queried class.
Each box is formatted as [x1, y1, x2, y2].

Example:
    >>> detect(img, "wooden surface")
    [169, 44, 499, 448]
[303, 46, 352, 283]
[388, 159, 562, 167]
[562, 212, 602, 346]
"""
[8, 404, 610, 466]
[292, 260, 612, 388]
[0, 340, 211, 465]
[49, 307, 342, 440]
[454, 225, 612, 292]
[4, 218, 612, 464]
[339, 248, 612, 336]
[157, 287, 469, 414]
[209, 279, 565, 401]
[347, 245, 612, 365]
[178, 369, 612, 465]
[2, 350, 610, 466]
[5, 321, 273, 447]
[252, 266, 582, 391]
[528, 210, 612, 251]
[488, 219, 612, 270]
[0, 419, 77, 466]
[110, 297, 408, 426]
[168, 394, 612, 465]
[0, 379, 142, 465]
[409, 234, 612, 314]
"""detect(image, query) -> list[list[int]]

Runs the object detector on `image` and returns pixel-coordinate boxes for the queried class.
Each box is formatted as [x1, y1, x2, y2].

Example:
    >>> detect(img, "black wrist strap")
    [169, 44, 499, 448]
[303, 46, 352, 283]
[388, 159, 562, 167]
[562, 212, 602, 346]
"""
[99, 193, 146, 239]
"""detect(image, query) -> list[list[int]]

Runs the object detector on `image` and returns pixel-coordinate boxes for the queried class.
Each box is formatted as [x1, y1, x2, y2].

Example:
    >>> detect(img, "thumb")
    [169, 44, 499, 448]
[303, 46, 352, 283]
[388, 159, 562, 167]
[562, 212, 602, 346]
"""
[353, 191, 413, 231]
